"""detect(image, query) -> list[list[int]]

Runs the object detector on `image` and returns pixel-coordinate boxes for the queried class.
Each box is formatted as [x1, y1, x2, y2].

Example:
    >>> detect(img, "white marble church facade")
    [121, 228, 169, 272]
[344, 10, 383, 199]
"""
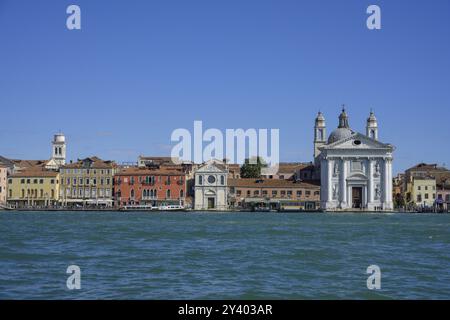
[194, 160, 228, 211]
[315, 109, 395, 211]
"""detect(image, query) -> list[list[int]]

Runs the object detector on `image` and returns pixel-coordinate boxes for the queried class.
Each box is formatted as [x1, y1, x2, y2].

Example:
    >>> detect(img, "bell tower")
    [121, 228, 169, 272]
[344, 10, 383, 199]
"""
[52, 133, 66, 167]
[366, 110, 378, 140]
[314, 111, 326, 160]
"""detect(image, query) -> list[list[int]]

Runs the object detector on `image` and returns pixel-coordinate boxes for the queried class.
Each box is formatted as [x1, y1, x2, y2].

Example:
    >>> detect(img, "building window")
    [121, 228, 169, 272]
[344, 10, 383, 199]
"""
[39, 179, 44, 184]
[236, 190, 242, 196]
[306, 191, 311, 196]
[247, 190, 251, 196]
[417, 195, 422, 202]
[297, 190, 302, 197]
[272, 190, 277, 196]
[425, 194, 429, 199]
[254, 190, 259, 196]
[180, 190, 184, 198]
[130, 189, 135, 199]
[207, 175, 216, 184]
[166, 190, 171, 199]
[220, 175, 225, 185]
[50, 179, 55, 184]
[199, 176, 203, 185]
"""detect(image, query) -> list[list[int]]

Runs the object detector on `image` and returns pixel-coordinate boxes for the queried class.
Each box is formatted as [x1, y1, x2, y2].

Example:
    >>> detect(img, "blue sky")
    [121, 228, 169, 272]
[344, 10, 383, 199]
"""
[0, 0, 449, 173]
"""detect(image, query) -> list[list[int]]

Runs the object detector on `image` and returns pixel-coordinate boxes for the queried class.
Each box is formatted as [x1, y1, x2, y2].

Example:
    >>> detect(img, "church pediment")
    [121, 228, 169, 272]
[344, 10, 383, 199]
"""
[196, 161, 226, 173]
[347, 173, 368, 181]
[322, 132, 393, 150]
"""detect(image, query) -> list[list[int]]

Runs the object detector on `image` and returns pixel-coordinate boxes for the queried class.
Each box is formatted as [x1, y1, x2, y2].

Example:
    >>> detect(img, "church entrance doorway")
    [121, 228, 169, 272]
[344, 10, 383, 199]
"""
[207, 197, 215, 209]
[352, 187, 363, 209]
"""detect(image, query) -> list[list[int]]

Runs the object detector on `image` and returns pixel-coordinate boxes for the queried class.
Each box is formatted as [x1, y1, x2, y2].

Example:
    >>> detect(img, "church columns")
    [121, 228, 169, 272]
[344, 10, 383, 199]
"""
[340, 158, 347, 207]
[383, 158, 392, 209]
[386, 158, 393, 209]
[368, 158, 374, 204]
[327, 159, 333, 202]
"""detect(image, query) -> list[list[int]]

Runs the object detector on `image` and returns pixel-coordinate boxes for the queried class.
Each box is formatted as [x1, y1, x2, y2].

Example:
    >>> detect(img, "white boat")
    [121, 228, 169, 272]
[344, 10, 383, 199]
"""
[157, 205, 185, 211]
[119, 204, 154, 211]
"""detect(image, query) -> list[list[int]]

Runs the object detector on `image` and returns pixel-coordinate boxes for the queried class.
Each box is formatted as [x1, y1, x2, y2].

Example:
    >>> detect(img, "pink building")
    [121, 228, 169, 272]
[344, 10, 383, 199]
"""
[0, 164, 8, 205]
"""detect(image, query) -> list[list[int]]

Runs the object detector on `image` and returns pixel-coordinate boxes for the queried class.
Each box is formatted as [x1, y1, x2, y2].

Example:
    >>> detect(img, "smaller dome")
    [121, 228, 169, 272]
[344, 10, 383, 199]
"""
[367, 111, 377, 123]
[54, 133, 65, 143]
[316, 112, 325, 121]
[328, 127, 353, 144]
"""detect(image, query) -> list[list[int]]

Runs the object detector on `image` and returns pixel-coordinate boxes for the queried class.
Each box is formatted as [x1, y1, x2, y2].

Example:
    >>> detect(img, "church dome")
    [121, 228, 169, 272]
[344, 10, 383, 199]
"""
[327, 107, 353, 143]
[327, 127, 353, 144]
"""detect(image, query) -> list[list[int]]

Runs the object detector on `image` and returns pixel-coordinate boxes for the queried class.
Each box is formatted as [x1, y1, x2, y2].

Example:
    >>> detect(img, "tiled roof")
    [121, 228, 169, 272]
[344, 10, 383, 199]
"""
[228, 178, 320, 189]
[10, 167, 59, 178]
[115, 167, 185, 176]
[0, 156, 15, 167]
[63, 156, 117, 169]
[12, 159, 47, 168]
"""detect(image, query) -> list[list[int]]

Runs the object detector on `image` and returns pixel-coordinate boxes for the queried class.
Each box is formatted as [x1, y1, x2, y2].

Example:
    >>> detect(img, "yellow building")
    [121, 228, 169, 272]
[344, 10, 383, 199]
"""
[7, 167, 60, 208]
[407, 177, 436, 208]
[60, 156, 117, 207]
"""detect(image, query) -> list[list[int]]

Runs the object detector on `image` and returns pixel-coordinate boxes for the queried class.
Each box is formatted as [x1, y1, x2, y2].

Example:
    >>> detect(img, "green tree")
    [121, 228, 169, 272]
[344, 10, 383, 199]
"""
[240, 157, 267, 178]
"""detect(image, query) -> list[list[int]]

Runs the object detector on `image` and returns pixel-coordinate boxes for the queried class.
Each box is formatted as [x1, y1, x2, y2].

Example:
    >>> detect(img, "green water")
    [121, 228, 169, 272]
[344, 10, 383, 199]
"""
[1, 211, 450, 299]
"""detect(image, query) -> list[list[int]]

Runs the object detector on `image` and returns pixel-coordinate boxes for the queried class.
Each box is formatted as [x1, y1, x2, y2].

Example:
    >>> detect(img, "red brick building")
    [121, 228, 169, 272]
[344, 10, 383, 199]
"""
[114, 167, 187, 207]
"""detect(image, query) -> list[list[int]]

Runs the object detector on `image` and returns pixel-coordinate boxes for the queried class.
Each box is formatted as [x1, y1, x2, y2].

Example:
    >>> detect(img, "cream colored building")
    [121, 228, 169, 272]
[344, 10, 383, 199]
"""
[7, 168, 60, 208]
[409, 177, 436, 208]
[60, 156, 117, 207]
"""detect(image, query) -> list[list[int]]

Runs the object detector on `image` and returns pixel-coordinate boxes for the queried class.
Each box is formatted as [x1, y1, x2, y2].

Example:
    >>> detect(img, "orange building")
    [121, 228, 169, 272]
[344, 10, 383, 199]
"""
[114, 167, 187, 207]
